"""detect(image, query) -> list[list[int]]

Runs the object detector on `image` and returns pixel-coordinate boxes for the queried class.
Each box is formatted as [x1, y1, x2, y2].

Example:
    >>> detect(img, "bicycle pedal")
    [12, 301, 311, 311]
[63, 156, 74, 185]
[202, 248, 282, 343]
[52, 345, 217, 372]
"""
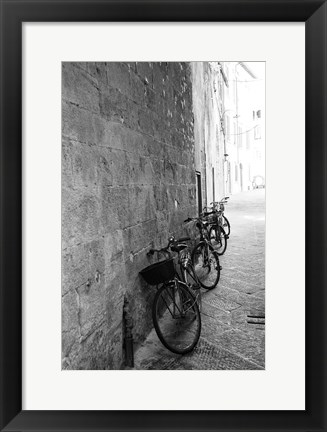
[219, 266, 222, 270]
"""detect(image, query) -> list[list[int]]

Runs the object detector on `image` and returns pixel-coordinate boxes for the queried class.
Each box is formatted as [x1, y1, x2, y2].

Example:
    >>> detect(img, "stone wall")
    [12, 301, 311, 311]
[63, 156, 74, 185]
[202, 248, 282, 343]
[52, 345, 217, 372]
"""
[62, 62, 197, 369]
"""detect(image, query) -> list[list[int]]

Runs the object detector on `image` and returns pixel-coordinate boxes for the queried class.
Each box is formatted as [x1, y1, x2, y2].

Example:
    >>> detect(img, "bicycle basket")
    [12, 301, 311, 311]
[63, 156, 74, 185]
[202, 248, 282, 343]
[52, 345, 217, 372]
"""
[139, 258, 175, 285]
[207, 214, 218, 224]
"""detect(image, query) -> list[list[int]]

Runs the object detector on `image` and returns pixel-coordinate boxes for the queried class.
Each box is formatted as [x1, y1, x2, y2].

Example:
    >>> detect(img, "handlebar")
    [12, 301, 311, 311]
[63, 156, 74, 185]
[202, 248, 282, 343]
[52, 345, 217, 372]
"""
[148, 247, 168, 255]
[184, 217, 194, 223]
[177, 237, 191, 242]
[210, 200, 228, 206]
[147, 236, 191, 256]
[184, 217, 208, 224]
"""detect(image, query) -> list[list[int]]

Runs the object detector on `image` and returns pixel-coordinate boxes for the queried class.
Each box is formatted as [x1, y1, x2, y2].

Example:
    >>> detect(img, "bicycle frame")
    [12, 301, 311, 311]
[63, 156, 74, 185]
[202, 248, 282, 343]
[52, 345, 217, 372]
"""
[195, 220, 212, 266]
[179, 249, 201, 301]
[163, 279, 198, 316]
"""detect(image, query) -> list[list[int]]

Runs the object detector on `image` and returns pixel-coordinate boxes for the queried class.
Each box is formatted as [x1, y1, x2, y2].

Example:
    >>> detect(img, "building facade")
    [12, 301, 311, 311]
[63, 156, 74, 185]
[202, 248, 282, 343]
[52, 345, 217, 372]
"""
[220, 62, 265, 194]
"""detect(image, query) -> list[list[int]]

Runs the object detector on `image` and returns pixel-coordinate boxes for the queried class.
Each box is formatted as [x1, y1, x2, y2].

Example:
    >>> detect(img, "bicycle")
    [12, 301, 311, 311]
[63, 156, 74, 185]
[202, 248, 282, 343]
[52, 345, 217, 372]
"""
[139, 236, 201, 354]
[202, 207, 228, 256]
[184, 217, 221, 289]
[210, 197, 231, 237]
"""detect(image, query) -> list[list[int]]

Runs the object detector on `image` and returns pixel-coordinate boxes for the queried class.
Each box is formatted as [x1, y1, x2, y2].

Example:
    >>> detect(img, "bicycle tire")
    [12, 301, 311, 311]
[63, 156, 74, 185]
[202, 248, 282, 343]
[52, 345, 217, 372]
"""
[222, 215, 230, 236]
[191, 242, 220, 290]
[209, 225, 227, 256]
[152, 281, 201, 354]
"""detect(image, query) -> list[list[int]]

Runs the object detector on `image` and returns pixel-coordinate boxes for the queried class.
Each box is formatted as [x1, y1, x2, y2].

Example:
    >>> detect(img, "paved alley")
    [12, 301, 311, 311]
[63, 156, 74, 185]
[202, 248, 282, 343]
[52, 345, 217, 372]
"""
[133, 189, 265, 370]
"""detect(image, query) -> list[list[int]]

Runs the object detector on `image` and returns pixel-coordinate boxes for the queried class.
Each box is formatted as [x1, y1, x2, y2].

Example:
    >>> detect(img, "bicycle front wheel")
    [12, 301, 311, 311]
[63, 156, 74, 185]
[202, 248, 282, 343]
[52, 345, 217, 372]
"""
[152, 281, 201, 354]
[191, 242, 220, 289]
[181, 266, 202, 312]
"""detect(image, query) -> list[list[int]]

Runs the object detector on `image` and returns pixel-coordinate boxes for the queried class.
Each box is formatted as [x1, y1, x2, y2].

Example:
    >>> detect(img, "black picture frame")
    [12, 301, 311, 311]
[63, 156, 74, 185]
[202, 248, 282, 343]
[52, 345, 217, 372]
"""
[0, 1, 326, 431]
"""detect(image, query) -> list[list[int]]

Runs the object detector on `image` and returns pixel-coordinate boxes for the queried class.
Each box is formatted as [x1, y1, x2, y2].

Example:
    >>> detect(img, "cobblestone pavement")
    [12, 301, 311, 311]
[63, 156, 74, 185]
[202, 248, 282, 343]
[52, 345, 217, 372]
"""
[133, 189, 265, 370]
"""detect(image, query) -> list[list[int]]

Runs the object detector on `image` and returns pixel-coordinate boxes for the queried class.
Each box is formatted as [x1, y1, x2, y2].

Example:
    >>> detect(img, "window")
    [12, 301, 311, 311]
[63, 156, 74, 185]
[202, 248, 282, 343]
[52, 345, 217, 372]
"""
[254, 125, 261, 139]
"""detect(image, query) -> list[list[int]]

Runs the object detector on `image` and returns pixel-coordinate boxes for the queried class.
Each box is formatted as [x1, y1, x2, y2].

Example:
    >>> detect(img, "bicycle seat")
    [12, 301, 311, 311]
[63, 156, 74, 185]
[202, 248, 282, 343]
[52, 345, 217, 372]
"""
[171, 243, 188, 253]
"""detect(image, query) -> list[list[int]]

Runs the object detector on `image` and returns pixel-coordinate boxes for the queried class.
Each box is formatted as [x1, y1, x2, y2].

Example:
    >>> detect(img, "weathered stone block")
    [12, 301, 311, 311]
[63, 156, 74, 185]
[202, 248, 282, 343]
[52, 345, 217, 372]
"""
[129, 72, 145, 105]
[153, 185, 168, 212]
[155, 210, 169, 234]
[100, 185, 129, 230]
[105, 274, 125, 330]
[126, 186, 156, 225]
[77, 273, 107, 338]
[168, 62, 185, 94]
[109, 148, 129, 186]
[86, 62, 108, 86]
[106, 326, 124, 369]
[70, 141, 113, 190]
[69, 321, 123, 370]
[62, 244, 90, 296]
[144, 137, 161, 159]
[144, 86, 156, 111]
[125, 62, 137, 73]
[168, 208, 187, 232]
[99, 87, 128, 122]
[69, 62, 89, 73]
[62, 101, 96, 144]
[62, 63, 100, 113]
[106, 62, 131, 96]
[62, 238, 105, 295]
[138, 108, 154, 136]
[152, 113, 171, 142]
[154, 91, 168, 119]
[122, 218, 157, 254]
[62, 290, 79, 357]
[63, 103, 125, 151]
[152, 63, 166, 91]
[123, 99, 140, 130]
[62, 138, 74, 190]
[62, 187, 101, 248]
[149, 157, 164, 184]
[164, 159, 177, 184]
[104, 229, 124, 264]
[135, 62, 153, 87]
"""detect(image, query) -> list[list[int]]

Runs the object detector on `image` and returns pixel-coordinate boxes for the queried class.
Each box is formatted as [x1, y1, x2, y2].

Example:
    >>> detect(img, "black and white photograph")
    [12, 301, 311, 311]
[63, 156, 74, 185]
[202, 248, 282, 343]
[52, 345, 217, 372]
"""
[62, 61, 265, 370]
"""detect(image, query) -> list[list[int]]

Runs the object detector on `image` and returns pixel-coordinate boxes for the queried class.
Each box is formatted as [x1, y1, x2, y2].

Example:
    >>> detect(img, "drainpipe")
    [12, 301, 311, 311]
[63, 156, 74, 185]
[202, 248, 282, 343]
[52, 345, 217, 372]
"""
[123, 298, 134, 368]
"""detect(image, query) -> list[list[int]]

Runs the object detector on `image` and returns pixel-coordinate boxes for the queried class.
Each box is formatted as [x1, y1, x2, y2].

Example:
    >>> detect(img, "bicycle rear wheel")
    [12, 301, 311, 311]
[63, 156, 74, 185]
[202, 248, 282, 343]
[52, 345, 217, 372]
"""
[222, 215, 230, 236]
[209, 225, 227, 256]
[191, 242, 220, 289]
[152, 281, 201, 354]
